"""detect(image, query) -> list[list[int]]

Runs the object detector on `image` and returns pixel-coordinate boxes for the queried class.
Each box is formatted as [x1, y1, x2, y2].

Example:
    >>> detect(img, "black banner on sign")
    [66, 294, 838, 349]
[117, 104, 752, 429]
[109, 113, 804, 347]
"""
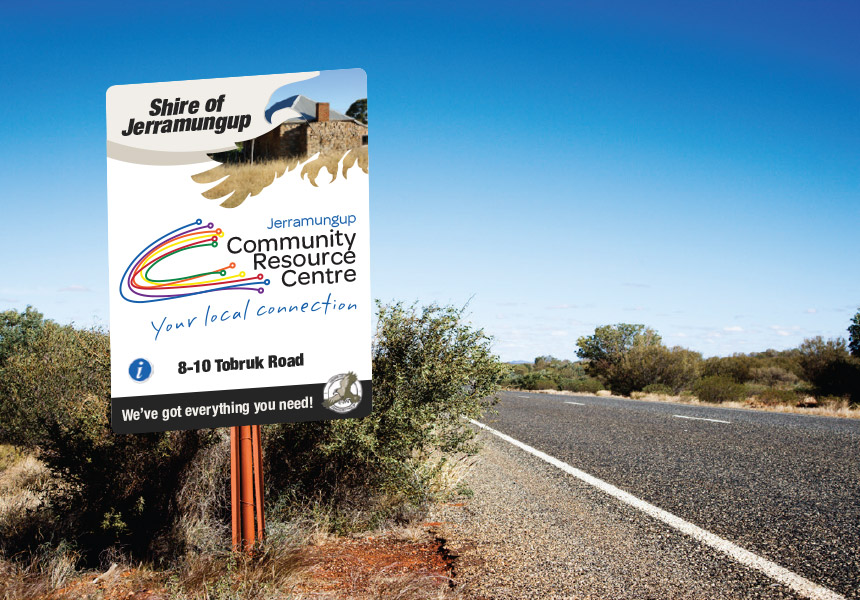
[112, 380, 372, 433]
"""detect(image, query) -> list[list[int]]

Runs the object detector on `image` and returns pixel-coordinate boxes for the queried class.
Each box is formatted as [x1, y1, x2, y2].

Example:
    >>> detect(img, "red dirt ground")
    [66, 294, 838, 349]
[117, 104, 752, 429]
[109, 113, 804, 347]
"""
[293, 534, 455, 596]
[41, 533, 454, 599]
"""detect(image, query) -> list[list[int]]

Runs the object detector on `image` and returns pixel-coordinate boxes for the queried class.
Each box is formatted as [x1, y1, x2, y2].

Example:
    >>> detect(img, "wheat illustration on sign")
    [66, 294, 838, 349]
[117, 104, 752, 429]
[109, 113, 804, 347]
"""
[191, 95, 368, 208]
[120, 219, 268, 303]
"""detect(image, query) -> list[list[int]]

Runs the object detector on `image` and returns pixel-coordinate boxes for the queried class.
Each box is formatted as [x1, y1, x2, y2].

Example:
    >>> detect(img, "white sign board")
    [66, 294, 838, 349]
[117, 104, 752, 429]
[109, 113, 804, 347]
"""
[106, 69, 371, 433]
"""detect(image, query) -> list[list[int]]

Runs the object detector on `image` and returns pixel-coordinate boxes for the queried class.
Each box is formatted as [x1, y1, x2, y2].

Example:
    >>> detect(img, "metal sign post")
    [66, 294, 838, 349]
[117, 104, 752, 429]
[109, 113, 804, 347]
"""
[230, 424, 265, 551]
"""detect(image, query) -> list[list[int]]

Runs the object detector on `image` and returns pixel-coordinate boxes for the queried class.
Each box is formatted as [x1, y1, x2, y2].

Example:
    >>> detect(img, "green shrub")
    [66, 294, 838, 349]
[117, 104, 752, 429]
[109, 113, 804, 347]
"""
[750, 366, 799, 387]
[580, 377, 604, 393]
[505, 358, 589, 391]
[556, 378, 576, 391]
[606, 345, 701, 396]
[533, 377, 557, 390]
[519, 373, 556, 390]
[798, 337, 860, 402]
[558, 377, 602, 393]
[756, 388, 801, 406]
[742, 382, 768, 397]
[263, 301, 504, 528]
[701, 351, 805, 384]
[576, 325, 701, 396]
[701, 355, 754, 383]
[503, 363, 529, 388]
[0, 306, 46, 371]
[0, 322, 217, 561]
[692, 375, 748, 403]
[642, 383, 673, 395]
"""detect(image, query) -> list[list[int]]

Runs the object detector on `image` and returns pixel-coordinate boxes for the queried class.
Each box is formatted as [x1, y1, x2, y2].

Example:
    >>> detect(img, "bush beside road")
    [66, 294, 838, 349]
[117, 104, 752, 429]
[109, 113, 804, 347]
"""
[0, 302, 501, 599]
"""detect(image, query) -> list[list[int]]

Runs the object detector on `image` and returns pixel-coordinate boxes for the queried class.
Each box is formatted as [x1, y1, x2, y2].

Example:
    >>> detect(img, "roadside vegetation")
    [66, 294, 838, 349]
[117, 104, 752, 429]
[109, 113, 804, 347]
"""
[0, 302, 502, 599]
[506, 311, 860, 414]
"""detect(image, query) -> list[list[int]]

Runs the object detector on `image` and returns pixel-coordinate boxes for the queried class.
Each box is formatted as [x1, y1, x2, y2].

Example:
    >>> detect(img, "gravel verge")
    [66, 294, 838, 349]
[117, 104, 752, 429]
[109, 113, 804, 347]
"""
[430, 431, 806, 600]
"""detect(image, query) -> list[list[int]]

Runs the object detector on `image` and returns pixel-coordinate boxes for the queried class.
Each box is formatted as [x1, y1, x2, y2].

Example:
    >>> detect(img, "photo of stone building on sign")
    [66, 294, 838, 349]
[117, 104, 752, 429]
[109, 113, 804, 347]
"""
[250, 95, 367, 162]
[192, 93, 368, 207]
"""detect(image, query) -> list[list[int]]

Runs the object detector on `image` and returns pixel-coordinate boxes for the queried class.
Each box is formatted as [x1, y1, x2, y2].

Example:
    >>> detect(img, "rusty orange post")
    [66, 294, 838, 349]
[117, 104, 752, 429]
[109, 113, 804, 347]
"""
[251, 424, 266, 540]
[230, 426, 240, 550]
[239, 425, 256, 550]
[230, 424, 266, 552]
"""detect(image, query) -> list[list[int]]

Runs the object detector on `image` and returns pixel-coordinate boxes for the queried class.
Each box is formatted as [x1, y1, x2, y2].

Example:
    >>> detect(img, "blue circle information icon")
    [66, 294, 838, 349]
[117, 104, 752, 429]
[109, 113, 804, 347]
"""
[129, 358, 153, 382]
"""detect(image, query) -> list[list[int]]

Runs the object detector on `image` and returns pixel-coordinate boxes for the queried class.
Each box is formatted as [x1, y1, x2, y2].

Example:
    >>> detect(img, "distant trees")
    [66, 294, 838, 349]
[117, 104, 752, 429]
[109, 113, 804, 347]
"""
[611, 345, 702, 396]
[504, 356, 601, 393]
[576, 324, 661, 366]
[575, 324, 699, 396]
[511, 313, 860, 405]
[571, 318, 860, 403]
[346, 98, 367, 124]
[849, 309, 860, 358]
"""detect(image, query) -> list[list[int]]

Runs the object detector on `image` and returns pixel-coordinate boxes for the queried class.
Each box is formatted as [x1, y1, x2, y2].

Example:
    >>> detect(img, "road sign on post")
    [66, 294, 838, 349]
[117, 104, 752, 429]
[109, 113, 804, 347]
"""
[106, 69, 371, 549]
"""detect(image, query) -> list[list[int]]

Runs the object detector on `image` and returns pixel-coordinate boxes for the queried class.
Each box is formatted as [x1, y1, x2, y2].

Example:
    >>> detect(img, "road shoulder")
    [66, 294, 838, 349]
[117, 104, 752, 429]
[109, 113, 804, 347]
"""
[431, 431, 804, 600]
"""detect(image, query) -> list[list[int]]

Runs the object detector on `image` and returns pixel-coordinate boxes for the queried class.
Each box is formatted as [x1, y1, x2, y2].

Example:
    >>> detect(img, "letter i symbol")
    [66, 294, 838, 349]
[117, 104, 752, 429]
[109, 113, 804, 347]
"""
[129, 358, 153, 382]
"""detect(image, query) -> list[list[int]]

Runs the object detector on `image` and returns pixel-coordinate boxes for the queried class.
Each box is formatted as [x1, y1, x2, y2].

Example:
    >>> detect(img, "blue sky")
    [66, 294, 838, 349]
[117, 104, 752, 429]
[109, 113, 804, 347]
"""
[266, 68, 366, 117]
[1, 1, 858, 361]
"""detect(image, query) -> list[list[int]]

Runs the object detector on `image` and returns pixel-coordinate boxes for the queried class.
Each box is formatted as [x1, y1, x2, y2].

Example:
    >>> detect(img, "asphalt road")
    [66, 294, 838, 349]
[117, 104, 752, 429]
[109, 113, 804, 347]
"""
[478, 391, 860, 599]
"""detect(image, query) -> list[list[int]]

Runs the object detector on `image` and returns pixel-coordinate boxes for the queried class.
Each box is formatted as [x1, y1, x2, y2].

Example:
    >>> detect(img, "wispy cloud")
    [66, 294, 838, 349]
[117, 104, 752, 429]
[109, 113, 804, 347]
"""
[724, 326, 744, 332]
[59, 285, 92, 293]
[805, 308, 817, 314]
[547, 304, 578, 310]
[623, 282, 651, 288]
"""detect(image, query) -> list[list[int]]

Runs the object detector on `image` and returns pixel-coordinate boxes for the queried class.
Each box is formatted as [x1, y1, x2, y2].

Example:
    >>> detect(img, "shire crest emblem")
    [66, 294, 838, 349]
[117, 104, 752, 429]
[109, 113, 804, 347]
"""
[322, 372, 363, 414]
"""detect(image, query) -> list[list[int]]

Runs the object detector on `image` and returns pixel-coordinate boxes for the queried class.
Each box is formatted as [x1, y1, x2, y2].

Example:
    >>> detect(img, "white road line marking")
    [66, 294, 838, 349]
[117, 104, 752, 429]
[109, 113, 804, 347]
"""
[517, 394, 531, 398]
[565, 401, 585, 406]
[673, 414, 731, 424]
[470, 419, 845, 600]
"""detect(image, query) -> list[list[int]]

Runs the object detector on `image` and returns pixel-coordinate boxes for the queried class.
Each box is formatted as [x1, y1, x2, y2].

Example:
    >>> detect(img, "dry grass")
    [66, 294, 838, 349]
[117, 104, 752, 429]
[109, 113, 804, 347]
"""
[0, 450, 54, 551]
[168, 543, 305, 600]
[2, 531, 459, 600]
[0, 444, 26, 471]
[0, 543, 83, 600]
[172, 432, 232, 556]
[628, 390, 859, 418]
[0, 425, 465, 600]
[417, 452, 477, 503]
[191, 146, 368, 208]
[0, 449, 75, 599]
